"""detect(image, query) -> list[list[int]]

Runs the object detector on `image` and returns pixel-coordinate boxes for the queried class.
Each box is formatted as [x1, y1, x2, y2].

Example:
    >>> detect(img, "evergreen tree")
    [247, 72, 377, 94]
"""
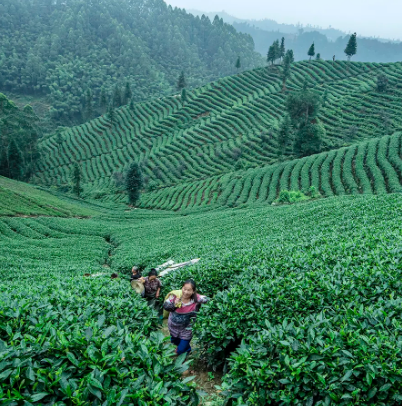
[277, 115, 292, 156]
[308, 43, 315, 61]
[316, 53, 321, 60]
[122, 82, 132, 105]
[56, 130, 64, 149]
[267, 45, 276, 65]
[344, 33, 357, 61]
[235, 56, 241, 71]
[377, 73, 389, 92]
[177, 71, 186, 92]
[7, 138, 23, 180]
[281, 55, 292, 91]
[129, 98, 135, 110]
[85, 89, 93, 121]
[285, 89, 325, 157]
[279, 37, 286, 61]
[0, 147, 7, 178]
[108, 104, 116, 127]
[181, 88, 187, 105]
[273, 40, 281, 61]
[285, 49, 295, 63]
[294, 122, 325, 157]
[126, 161, 143, 205]
[99, 88, 108, 114]
[113, 85, 122, 108]
[71, 162, 82, 197]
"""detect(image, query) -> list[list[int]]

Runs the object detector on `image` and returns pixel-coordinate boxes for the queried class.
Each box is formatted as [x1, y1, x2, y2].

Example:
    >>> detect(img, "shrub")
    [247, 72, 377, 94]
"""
[0, 280, 199, 405]
[276, 189, 309, 204]
[222, 305, 402, 405]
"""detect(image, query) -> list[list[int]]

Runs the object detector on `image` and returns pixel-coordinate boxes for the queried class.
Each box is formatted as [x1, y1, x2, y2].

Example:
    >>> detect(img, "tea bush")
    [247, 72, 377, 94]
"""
[1, 193, 402, 404]
[222, 305, 402, 405]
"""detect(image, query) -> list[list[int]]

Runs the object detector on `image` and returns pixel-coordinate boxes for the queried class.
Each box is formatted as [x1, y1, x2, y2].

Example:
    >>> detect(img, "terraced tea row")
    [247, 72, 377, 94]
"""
[138, 132, 402, 210]
[34, 61, 402, 197]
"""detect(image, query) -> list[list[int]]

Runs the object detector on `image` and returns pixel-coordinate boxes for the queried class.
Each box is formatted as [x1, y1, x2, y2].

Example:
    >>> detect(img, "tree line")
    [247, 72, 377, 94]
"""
[0, 94, 41, 181]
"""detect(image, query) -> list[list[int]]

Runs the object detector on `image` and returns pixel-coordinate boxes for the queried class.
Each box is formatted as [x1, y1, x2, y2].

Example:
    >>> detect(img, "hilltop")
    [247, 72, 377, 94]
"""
[33, 60, 402, 207]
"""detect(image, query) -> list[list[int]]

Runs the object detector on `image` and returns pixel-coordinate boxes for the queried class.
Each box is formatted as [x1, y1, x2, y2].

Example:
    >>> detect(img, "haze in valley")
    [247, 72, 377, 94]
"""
[165, 0, 402, 40]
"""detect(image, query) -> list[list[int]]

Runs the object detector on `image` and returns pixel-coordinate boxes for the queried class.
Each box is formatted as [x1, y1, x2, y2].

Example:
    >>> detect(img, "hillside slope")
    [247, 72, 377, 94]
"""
[0, 0, 262, 125]
[138, 132, 402, 211]
[34, 61, 402, 203]
[0, 176, 99, 217]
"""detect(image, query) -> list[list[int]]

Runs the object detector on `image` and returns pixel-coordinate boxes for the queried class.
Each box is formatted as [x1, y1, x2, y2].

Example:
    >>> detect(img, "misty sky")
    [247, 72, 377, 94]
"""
[165, 0, 401, 40]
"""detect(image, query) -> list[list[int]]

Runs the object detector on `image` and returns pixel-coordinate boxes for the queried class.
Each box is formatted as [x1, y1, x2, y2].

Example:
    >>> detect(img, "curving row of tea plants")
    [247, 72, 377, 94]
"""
[2, 179, 402, 404]
[139, 131, 402, 211]
[34, 61, 402, 199]
[0, 206, 198, 405]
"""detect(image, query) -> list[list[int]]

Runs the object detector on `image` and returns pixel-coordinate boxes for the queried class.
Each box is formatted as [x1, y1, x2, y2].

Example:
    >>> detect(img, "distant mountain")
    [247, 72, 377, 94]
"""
[188, 9, 346, 41]
[189, 9, 402, 63]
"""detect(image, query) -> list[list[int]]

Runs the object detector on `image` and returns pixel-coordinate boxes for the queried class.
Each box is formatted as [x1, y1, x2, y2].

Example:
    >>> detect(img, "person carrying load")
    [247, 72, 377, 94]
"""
[163, 279, 209, 355]
[137, 269, 162, 312]
[130, 265, 145, 297]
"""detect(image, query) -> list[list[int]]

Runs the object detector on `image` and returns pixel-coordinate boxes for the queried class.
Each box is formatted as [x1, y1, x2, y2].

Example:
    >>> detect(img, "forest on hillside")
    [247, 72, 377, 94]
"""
[0, 0, 263, 126]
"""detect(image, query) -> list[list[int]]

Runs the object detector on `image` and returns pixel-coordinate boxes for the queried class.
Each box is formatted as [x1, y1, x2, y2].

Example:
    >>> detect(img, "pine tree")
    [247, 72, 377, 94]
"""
[308, 43, 315, 61]
[99, 88, 108, 114]
[377, 73, 389, 92]
[108, 104, 116, 127]
[113, 85, 122, 107]
[235, 56, 241, 71]
[281, 55, 292, 91]
[285, 89, 325, 157]
[316, 53, 321, 60]
[126, 161, 143, 205]
[177, 71, 186, 92]
[277, 115, 292, 156]
[285, 49, 295, 63]
[273, 40, 281, 61]
[344, 33, 357, 61]
[294, 122, 325, 157]
[279, 37, 286, 61]
[122, 82, 132, 105]
[181, 88, 187, 105]
[267, 45, 276, 66]
[71, 162, 82, 197]
[85, 89, 93, 121]
[7, 138, 23, 180]
[56, 130, 64, 149]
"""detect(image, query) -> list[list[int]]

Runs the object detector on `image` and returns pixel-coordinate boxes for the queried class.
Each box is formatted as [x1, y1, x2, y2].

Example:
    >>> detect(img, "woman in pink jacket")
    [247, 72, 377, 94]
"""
[163, 279, 209, 355]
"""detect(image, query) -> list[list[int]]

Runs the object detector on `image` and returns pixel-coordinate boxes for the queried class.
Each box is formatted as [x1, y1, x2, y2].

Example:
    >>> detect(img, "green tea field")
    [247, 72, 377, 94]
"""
[34, 61, 402, 208]
[1, 173, 402, 404]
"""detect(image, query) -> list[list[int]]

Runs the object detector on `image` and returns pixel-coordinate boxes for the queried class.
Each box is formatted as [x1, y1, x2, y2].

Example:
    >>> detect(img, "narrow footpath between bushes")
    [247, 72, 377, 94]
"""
[160, 319, 223, 402]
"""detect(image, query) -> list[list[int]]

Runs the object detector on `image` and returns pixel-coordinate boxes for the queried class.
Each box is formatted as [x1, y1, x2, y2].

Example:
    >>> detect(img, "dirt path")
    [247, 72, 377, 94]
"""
[160, 319, 223, 401]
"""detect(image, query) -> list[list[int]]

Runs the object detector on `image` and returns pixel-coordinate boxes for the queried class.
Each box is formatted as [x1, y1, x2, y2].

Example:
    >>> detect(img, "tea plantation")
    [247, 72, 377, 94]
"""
[34, 61, 402, 207]
[139, 131, 402, 211]
[1, 174, 402, 404]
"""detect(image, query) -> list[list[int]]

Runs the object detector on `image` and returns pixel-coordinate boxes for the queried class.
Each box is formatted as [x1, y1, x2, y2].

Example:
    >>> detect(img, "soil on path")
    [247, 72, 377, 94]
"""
[160, 319, 223, 398]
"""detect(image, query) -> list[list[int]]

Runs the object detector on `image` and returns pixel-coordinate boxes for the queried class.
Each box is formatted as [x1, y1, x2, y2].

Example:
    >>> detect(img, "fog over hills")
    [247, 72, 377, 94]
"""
[186, 9, 402, 63]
